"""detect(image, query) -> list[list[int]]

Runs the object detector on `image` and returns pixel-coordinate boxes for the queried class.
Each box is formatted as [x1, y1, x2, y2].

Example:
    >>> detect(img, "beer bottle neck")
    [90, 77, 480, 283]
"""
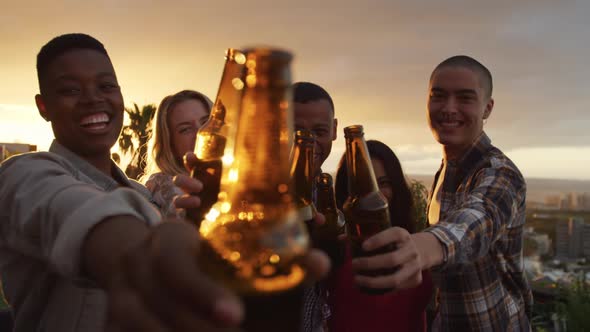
[316, 185, 337, 212]
[345, 135, 379, 197]
[210, 101, 226, 122]
[195, 49, 245, 161]
[291, 141, 314, 202]
[228, 49, 294, 205]
[212, 48, 246, 119]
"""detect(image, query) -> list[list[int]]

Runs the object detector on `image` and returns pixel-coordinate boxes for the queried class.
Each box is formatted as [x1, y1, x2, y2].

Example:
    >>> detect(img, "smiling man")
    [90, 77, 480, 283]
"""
[0, 33, 247, 332]
[34, 41, 125, 172]
[292, 81, 338, 332]
[350, 56, 532, 331]
[0, 33, 330, 332]
[293, 82, 337, 177]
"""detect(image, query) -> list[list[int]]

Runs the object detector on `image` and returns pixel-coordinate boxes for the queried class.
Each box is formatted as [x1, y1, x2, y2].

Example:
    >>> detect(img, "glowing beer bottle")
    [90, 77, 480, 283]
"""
[289, 129, 318, 226]
[342, 124, 395, 294]
[198, 48, 309, 331]
[315, 173, 346, 268]
[187, 48, 246, 226]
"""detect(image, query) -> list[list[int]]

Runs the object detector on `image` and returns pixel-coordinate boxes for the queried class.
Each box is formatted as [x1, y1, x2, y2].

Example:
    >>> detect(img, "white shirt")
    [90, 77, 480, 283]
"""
[428, 160, 447, 225]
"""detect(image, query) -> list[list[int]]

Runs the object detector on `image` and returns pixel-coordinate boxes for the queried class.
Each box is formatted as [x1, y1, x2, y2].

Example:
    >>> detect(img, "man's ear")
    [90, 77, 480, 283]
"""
[332, 118, 338, 141]
[35, 94, 50, 121]
[483, 98, 494, 120]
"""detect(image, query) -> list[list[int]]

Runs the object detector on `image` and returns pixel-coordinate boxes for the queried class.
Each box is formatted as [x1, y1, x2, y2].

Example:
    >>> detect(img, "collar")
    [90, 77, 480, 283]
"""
[437, 132, 493, 192]
[49, 140, 132, 190]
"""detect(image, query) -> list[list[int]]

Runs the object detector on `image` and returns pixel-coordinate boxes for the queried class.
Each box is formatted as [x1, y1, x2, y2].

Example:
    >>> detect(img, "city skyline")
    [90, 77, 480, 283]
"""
[1, 0, 589, 179]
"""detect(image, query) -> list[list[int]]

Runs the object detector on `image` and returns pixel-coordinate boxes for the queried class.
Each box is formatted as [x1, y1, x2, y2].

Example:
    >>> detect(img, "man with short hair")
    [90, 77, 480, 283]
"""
[0, 33, 328, 332]
[293, 81, 338, 177]
[0, 32, 242, 332]
[292, 81, 338, 332]
[351, 55, 532, 331]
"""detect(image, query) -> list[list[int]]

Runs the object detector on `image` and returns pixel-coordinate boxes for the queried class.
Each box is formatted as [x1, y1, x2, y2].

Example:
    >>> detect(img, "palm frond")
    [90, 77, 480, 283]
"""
[117, 102, 158, 176]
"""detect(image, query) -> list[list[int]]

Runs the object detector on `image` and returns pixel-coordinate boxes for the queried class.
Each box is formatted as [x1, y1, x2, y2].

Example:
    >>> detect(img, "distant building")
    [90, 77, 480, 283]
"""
[545, 195, 561, 209]
[578, 193, 590, 211]
[555, 220, 569, 258]
[571, 218, 585, 256]
[584, 223, 590, 258]
[559, 193, 576, 210]
[0, 143, 37, 162]
[527, 201, 547, 210]
[556, 217, 586, 259]
[554, 192, 590, 211]
[524, 227, 551, 256]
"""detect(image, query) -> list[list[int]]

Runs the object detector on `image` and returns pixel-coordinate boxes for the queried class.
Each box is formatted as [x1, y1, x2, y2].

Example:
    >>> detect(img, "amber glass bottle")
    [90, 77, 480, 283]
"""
[290, 129, 318, 226]
[315, 173, 346, 268]
[342, 125, 395, 294]
[198, 48, 309, 331]
[187, 48, 246, 227]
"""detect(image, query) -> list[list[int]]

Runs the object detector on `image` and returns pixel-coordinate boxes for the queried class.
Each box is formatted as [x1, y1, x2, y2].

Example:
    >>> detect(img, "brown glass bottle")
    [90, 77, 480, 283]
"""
[197, 48, 309, 332]
[342, 124, 395, 295]
[289, 129, 318, 228]
[186, 48, 246, 227]
[315, 173, 346, 269]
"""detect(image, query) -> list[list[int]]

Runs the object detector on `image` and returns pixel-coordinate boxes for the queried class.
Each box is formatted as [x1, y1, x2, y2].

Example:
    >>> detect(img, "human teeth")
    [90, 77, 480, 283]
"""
[81, 112, 109, 126]
[440, 121, 460, 127]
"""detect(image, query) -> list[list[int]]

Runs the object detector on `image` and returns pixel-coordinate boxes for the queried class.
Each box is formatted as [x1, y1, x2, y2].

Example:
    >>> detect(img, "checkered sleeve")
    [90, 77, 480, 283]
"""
[425, 165, 525, 268]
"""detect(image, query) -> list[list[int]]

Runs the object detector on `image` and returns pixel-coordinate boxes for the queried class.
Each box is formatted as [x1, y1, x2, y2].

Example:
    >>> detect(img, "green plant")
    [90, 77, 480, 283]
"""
[556, 276, 590, 331]
[531, 295, 558, 331]
[409, 179, 429, 231]
[118, 103, 156, 179]
[0, 282, 9, 310]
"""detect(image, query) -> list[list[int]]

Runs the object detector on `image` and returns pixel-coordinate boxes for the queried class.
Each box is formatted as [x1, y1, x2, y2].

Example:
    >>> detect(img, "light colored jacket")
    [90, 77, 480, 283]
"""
[0, 140, 161, 332]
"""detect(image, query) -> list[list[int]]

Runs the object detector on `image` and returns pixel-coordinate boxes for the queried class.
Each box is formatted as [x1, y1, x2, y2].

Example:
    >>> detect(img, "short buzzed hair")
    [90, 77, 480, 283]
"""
[430, 55, 493, 99]
[293, 82, 335, 114]
[36, 33, 109, 93]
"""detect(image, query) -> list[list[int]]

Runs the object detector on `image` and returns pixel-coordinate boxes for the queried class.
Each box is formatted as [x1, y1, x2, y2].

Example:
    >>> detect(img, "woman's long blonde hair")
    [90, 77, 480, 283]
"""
[142, 90, 213, 182]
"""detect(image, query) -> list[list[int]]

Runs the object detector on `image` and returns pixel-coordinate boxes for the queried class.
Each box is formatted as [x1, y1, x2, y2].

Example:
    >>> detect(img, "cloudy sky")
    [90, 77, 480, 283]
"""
[1, 0, 589, 179]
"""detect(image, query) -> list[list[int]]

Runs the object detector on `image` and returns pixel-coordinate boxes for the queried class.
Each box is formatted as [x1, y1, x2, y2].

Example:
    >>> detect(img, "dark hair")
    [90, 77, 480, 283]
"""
[293, 82, 335, 114]
[430, 55, 493, 99]
[335, 140, 415, 233]
[37, 33, 109, 93]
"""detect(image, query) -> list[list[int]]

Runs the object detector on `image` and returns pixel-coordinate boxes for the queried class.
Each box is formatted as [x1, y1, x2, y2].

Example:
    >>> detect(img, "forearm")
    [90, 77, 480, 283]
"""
[411, 232, 444, 270]
[425, 167, 523, 266]
[82, 215, 151, 287]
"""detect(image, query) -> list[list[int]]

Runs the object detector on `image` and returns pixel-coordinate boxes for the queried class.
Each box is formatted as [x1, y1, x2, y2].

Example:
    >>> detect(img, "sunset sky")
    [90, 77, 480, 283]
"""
[1, 0, 589, 180]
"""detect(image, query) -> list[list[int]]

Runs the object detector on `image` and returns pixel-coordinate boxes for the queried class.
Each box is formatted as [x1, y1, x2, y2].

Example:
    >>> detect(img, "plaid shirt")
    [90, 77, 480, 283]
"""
[302, 284, 329, 332]
[425, 133, 533, 332]
[301, 176, 330, 332]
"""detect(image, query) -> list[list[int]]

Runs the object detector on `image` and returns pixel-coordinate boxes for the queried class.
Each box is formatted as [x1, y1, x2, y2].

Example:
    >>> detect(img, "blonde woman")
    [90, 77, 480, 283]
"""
[143, 90, 212, 218]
